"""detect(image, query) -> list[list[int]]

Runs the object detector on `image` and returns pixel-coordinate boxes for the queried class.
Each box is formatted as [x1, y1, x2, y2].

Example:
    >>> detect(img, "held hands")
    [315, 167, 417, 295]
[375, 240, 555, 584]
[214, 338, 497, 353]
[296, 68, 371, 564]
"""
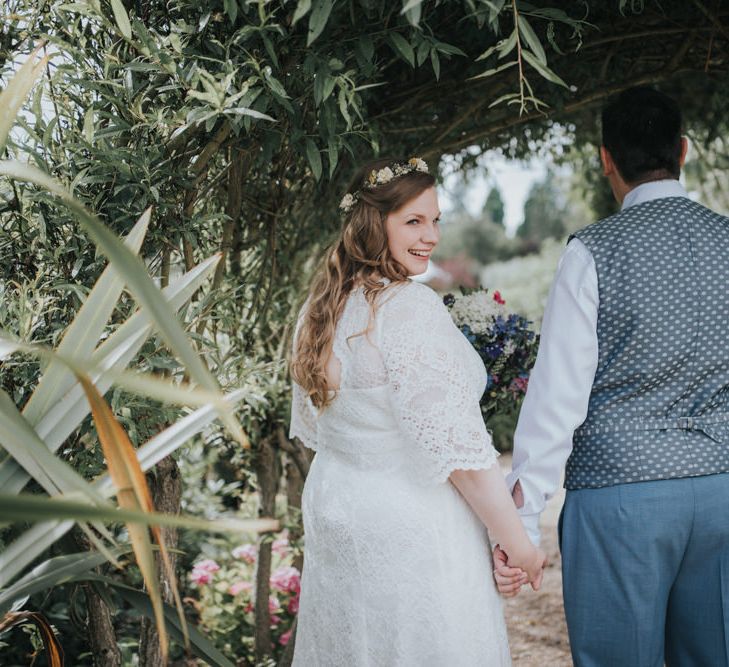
[492, 544, 547, 598]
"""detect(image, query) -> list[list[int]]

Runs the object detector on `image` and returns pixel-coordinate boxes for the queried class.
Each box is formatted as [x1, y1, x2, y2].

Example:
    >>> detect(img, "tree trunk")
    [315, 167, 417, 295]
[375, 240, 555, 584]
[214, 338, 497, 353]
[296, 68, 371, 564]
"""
[75, 533, 121, 666]
[278, 428, 311, 666]
[253, 435, 279, 663]
[86, 584, 122, 666]
[139, 455, 183, 667]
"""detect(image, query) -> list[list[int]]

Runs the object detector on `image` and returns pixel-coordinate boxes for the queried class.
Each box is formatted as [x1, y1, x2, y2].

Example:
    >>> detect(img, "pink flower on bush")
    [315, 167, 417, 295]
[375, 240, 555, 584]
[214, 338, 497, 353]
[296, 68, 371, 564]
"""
[232, 544, 257, 563]
[228, 581, 253, 596]
[279, 629, 293, 646]
[269, 595, 281, 614]
[190, 569, 213, 586]
[189, 558, 220, 586]
[270, 566, 301, 594]
[272, 537, 289, 555]
[287, 594, 300, 614]
[194, 559, 220, 573]
[271, 614, 281, 627]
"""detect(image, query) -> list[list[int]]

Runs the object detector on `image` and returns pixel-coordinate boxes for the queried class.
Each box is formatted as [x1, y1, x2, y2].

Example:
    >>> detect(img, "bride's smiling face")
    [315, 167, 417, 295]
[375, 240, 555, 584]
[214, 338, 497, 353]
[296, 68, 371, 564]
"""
[384, 186, 440, 276]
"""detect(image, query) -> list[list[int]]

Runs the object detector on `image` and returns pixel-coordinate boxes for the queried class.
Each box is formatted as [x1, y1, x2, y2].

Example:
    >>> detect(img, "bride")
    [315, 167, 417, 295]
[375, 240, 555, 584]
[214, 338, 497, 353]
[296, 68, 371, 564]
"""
[289, 157, 545, 666]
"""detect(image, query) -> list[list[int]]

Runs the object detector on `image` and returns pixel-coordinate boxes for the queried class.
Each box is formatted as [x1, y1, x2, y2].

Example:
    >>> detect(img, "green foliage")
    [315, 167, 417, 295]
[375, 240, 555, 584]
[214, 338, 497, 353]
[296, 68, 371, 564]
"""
[516, 171, 568, 249]
[483, 186, 506, 227]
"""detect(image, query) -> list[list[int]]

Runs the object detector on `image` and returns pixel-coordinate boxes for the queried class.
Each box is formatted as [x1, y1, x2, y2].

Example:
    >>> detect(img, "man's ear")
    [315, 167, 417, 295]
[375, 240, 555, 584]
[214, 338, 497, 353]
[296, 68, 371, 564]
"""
[679, 136, 689, 167]
[600, 145, 615, 176]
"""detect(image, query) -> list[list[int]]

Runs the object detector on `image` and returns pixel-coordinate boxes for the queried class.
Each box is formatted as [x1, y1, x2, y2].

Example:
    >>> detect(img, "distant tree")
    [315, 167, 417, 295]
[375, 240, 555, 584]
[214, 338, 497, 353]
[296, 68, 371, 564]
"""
[483, 186, 506, 227]
[516, 172, 567, 251]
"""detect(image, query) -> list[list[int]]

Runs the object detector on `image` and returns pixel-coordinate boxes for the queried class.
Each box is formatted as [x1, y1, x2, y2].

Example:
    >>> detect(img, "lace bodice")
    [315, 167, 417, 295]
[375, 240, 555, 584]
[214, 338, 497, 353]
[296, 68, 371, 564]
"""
[290, 281, 498, 483]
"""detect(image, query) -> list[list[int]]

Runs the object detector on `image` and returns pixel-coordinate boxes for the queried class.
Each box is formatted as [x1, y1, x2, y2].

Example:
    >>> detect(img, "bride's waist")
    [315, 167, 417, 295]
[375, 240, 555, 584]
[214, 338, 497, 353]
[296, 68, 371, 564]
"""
[315, 438, 409, 470]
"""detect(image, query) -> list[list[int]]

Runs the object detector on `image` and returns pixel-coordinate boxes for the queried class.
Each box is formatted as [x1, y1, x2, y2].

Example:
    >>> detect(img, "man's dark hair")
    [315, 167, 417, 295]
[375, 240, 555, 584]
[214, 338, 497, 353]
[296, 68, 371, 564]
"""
[601, 87, 683, 184]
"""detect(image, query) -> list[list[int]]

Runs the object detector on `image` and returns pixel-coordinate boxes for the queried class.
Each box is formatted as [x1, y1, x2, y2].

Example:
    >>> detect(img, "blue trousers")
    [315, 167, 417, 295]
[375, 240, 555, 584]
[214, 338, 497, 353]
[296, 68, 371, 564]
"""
[559, 473, 729, 667]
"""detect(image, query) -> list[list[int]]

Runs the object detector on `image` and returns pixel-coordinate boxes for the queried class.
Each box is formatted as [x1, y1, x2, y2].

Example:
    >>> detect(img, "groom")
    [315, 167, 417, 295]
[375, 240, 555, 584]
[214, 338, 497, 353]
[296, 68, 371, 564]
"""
[497, 87, 729, 665]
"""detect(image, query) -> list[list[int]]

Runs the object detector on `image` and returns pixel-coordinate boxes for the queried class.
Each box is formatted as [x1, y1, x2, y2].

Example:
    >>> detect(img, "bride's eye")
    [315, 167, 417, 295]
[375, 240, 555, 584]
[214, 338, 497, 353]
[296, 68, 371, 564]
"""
[406, 218, 419, 225]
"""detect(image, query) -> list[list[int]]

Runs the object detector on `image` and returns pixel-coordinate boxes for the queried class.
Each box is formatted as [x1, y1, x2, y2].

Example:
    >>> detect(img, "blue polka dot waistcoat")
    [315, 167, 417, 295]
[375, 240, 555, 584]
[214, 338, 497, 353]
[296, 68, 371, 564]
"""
[566, 196, 729, 490]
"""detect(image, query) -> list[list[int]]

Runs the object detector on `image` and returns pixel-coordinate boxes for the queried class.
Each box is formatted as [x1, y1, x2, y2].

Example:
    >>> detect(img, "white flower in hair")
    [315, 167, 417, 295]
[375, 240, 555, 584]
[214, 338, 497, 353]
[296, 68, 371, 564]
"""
[408, 157, 428, 173]
[376, 166, 394, 184]
[341, 157, 430, 215]
[339, 192, 356, 213]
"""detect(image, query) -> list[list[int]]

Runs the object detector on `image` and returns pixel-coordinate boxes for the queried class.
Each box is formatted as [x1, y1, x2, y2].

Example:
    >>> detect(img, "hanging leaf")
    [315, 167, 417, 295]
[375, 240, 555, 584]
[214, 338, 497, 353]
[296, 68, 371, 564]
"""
[389, 33, 415, 67]
[522, 49, 568, 87]
[468, 59, 517, 80]
[307, 0, 334, 46]
[110, 0, 132, 39]
[433, 40, 467, 57]
[416, 40, 430, 67]
[498, 29, 519, 58]
[401, 0, 424, 26]
[430, 49, 440, 80]
[518, 16, 547, 65]
[0, 44, 48, 154]
[305, 139, 322, 180]
[327, 137, 339, 178]
[292, 0, 312, 25]
[223, 0, 238, 24]
[357, 35, 374, 64]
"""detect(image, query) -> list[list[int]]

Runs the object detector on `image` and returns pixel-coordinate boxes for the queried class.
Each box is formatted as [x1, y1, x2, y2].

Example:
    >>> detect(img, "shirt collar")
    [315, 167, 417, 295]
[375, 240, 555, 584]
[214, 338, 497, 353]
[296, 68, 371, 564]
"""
[621, 179, 688, 210]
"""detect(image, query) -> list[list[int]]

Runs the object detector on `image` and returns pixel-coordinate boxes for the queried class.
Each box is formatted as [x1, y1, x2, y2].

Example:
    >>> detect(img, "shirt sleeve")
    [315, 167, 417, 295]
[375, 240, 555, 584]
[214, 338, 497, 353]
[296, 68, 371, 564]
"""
[506, 238, 599, 545]
[378, 282, 499, 485]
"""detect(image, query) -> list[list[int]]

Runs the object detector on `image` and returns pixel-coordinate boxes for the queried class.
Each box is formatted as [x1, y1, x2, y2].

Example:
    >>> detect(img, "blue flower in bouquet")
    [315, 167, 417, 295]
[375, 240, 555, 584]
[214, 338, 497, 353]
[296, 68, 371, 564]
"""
[460, 323, 476, 343]
[483, 343, 504, 360]
[444, 288, 538, 419]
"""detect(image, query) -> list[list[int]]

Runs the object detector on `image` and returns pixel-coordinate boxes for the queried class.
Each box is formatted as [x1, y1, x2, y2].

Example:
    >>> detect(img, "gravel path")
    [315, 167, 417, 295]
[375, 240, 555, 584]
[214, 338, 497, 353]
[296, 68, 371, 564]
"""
[499, 455, 573, 666]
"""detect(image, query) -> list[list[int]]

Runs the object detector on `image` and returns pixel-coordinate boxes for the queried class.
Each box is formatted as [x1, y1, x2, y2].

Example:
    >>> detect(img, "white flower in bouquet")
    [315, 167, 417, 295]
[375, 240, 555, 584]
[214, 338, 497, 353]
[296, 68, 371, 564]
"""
[449, 292, 505, 335]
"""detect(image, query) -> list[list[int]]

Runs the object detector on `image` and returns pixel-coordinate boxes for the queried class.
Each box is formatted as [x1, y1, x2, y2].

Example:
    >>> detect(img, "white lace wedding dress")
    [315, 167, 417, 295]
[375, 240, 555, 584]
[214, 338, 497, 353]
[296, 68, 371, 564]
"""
[290, 281, 511, 666]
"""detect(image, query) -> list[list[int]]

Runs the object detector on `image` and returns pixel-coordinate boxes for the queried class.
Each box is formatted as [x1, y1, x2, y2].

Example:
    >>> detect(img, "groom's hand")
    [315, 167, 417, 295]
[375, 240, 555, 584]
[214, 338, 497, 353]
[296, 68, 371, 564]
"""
[492, 545, 528, 597]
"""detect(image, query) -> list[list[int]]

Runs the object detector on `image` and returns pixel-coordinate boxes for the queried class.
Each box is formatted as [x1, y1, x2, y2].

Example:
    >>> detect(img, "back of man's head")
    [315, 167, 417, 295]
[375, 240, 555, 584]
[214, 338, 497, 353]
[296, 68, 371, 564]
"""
[601, 87, 683, 184]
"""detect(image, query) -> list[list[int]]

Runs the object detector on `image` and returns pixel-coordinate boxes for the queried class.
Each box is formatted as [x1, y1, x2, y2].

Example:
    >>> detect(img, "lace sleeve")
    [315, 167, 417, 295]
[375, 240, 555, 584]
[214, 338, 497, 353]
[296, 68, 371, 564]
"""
[288, 305, 318, 451]
[290, 380, 318, 451]
[378, 282, 498, 484]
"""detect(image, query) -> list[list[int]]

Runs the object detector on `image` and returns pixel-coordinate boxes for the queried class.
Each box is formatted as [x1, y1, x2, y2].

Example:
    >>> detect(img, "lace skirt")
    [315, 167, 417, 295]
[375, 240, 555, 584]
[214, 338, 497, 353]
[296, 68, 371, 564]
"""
[292, 449, 511, 667]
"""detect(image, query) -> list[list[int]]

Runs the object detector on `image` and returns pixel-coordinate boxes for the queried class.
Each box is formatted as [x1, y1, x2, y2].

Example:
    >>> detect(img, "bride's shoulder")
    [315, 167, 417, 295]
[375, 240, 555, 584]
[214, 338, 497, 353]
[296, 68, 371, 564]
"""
[377, 280, 445, 318]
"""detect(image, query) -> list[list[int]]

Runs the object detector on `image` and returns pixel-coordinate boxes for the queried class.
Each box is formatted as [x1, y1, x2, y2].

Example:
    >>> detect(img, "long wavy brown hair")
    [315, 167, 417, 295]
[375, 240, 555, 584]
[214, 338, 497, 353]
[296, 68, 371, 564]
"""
[291, 158, 436, 409]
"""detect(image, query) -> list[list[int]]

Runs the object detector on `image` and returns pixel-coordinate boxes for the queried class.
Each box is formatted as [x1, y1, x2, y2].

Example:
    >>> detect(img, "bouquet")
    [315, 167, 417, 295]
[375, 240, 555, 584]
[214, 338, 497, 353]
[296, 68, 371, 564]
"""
[444, 287, 538, 423]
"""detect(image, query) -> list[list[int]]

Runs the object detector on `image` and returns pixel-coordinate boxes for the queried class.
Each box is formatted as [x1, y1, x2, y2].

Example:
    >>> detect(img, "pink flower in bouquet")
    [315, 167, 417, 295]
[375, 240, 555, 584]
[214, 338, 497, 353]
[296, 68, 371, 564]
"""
[232, 544, 257, 563]
[510, 376, 529, 394]
[493, 290, 506, 305]
[228, 580, 253, 596]
[272, 537, 290, 555]
[194, 559, 220, 573]
[287, 594, 300, 614]
[270, 566, 301, 594]
[279, 629, 293, 646]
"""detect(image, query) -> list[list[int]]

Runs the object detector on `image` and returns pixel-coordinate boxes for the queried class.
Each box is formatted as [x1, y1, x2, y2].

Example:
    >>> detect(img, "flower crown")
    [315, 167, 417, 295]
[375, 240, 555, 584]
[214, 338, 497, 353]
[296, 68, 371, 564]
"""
[339, 157, 429, 215]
